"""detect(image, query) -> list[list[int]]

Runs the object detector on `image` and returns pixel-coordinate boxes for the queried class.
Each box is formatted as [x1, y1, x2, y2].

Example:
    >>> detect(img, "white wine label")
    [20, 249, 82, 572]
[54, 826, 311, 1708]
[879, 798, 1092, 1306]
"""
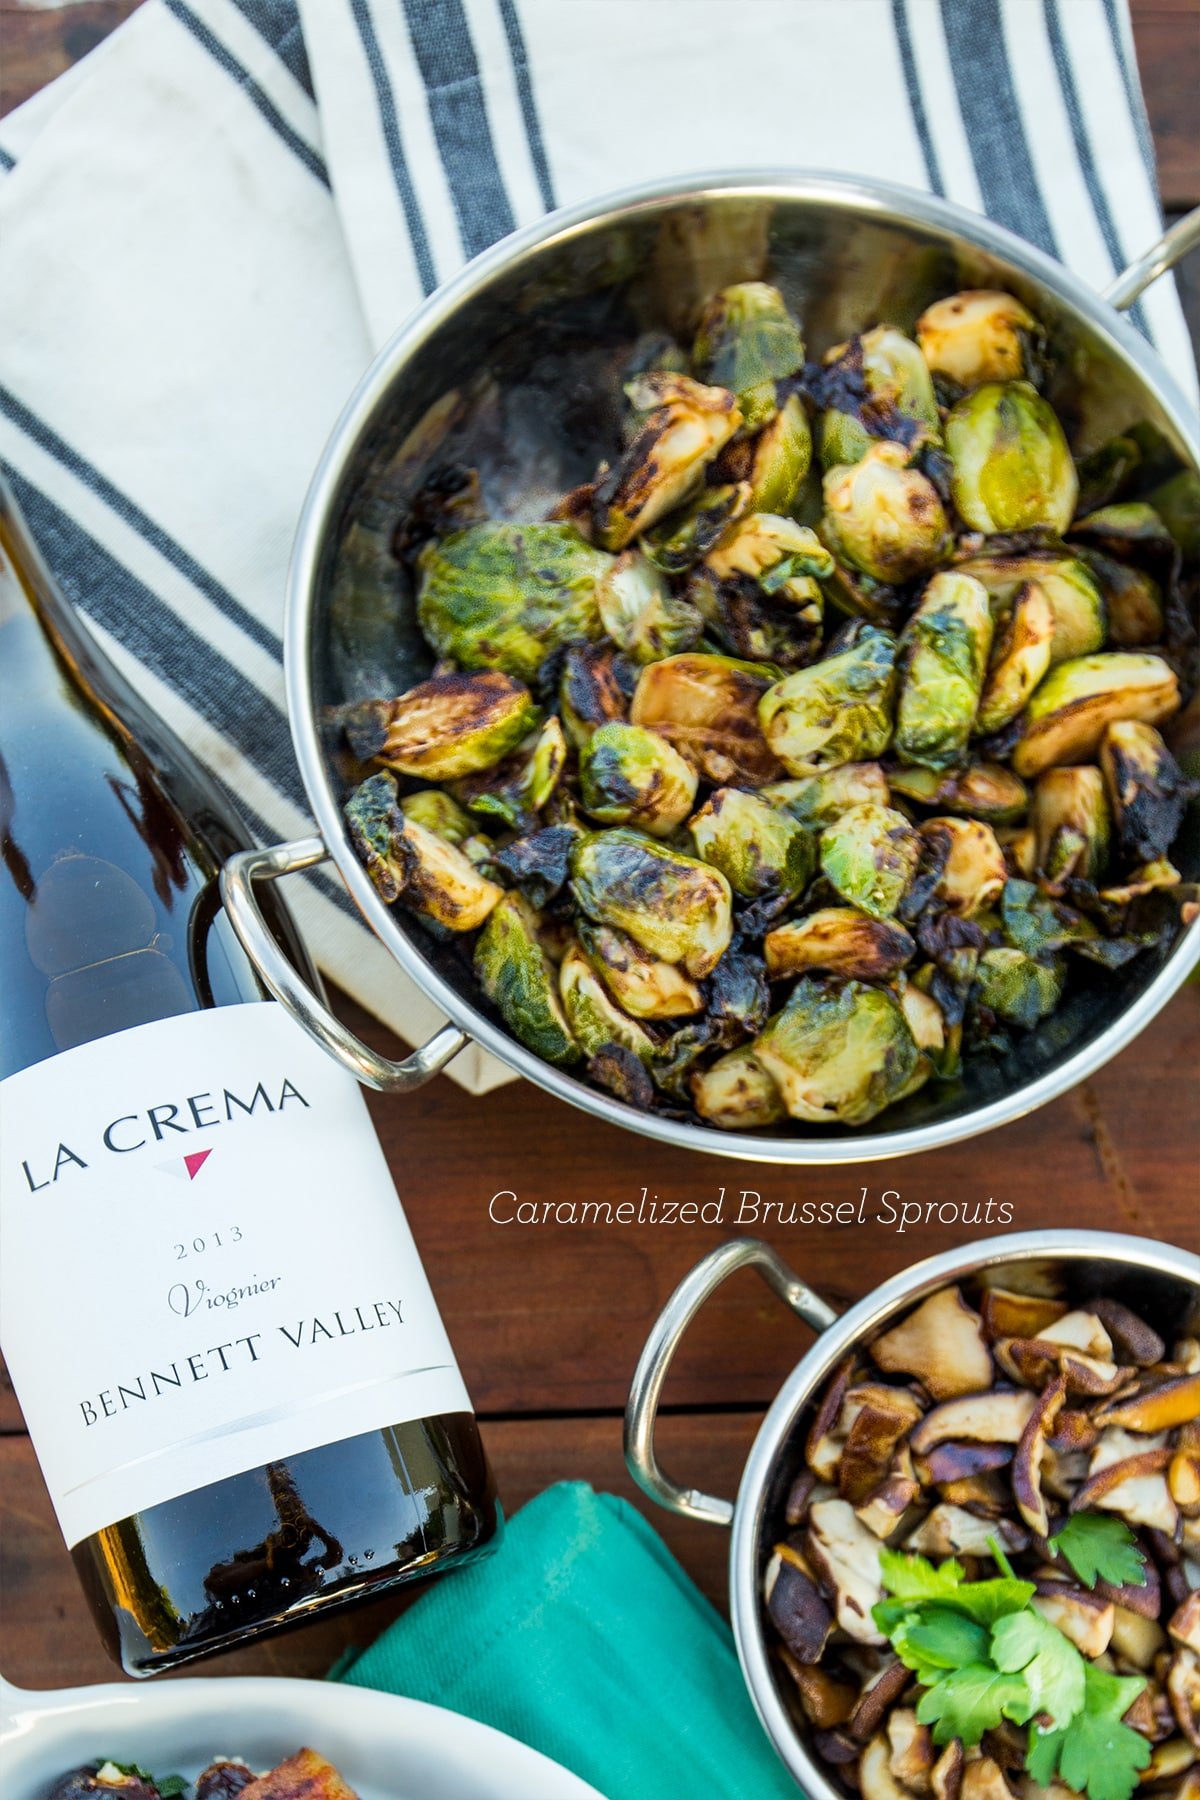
[0, 1003, 471, 1547]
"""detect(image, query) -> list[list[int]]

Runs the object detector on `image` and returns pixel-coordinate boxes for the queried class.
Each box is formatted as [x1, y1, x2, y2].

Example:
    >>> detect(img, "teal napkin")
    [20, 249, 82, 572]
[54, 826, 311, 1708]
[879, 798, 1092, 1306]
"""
[336, 1481, 798, 1799]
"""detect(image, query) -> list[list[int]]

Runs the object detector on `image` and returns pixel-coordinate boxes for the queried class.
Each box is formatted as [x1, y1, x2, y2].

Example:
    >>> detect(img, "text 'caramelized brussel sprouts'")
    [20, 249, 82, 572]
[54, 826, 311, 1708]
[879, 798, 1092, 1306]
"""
[339, 275, 1199, 1133]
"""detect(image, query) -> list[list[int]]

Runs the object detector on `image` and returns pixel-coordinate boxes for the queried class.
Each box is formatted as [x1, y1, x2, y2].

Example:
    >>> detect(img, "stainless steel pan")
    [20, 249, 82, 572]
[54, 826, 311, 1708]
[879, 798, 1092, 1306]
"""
[220, 173, 1200, 1164]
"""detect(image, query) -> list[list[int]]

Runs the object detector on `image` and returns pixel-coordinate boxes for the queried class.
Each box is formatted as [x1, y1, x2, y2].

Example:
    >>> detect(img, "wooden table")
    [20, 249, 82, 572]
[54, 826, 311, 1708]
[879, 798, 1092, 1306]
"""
[2, 0, 1199, 1694]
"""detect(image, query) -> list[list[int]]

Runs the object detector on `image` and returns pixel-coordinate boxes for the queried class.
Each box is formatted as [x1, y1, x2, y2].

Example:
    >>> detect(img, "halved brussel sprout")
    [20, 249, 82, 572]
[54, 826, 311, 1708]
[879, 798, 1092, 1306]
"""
[631, 652, 782, 787]
[945, 381, 1078, 535]
[579, 721, 698, 837]
[453, 715, 567, 830]
[916, 289, 1045, 390]
[368, 670, 539, 781]
[558, 941, 656, 1064]
[739, 391, 814, 514]
[1100, 721, 1196, 866]
[886, 762, 1028, 825]
[1073, 547, 1164, 648]
[641, 481, 750, 575]
[577, 919, 704, 1020]
[894, 572, 992, 772]
[474, 892, 581, 1066]
[760, 623, 897, 778]
[1032, 766, 1111, 882]
[570, 827, 733, 978]
[559, 641, 629, 748]
[1011, 652, 1181, 778]
[975, 579, 1055, 736]
[764, 908, 915, 981]
[346, 771, 503, 931]
[974, 946, 1065, 1028]
[817, 325, 941, 468]
[753, 976, 920, 1125]
[921, 817, 1008, 917]
[691, 512, 829, 667]
[819, 802, 923, 921]
[691, 1043, 786, 1130]
[592, 372, 742, 550]
[820, 441, 951, 584]
[763, 762, 891, 825]
[691, 281, 805, 431]
[596, 547, 703, 663]
[690, 787, 816, 900]
[399, 788, 476, 845]
[953, 549, 1106, 667]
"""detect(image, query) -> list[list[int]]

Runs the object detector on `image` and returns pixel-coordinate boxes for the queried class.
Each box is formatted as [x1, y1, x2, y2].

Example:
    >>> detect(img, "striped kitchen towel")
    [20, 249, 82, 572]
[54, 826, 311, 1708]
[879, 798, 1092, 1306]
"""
[0, 0, 1193, 1094]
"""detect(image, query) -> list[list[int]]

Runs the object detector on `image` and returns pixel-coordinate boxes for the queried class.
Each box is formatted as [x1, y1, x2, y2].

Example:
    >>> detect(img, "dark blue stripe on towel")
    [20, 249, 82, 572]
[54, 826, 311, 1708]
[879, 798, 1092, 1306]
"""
[497, 0, 556, 211]
[402, 0, 516, 258]
[348, 0, 438, 294]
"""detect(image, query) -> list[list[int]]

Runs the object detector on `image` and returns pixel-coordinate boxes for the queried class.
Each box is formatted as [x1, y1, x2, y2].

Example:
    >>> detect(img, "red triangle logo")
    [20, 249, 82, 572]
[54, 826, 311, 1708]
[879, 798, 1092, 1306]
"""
[184, 1149, 212, 1181]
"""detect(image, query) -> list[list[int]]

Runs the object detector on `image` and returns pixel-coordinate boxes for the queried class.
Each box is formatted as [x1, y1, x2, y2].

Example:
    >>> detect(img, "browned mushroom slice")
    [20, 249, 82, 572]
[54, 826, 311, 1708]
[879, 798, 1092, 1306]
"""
[1171, 1593, 1200, 1656]
[1171, 1450, 1200, 1516]
[910, 1389, 1038, 1456]
[1012, 1373, 1066, 1537]
[850, 1659, 913, 1743]
[1041, 1446, 1092, 1503]
[941, 1471, 1013, 1516]
[807, 1355, 858, 1478]
[1142, 1737, 1198, 1783]
[1093, 1550, 1161, 1622]
[778, 1649, 858, 1728]
[916, 1441, 1015, 1486]
[930, 1740, 964, 1800]
[1110, 1602, 1167, 1668]
[1036, 1309, 1115, 1358]
[1074, 1429, 1178, 1533]
[1031, 1579, 1115, 1656]
[1169, 1648, 1200, 1748]
[840, 1388, 926, 1505]
[887, 1708, 935, 1796]
[1178, 1340, 1200, 1376]
[907, 1503, 1028, 1559]
[812, 1727, 862, 1769]
[1097, 1373, 1200, 1433]
[979, 1287, 1068, 1344]
[807, 1497, 887, 1645]
[1048, 1408, 1101, 1454]
[959, 1757, 1014, 1800]
[1090, 1298, 1167, 1367]
[857, 1467, 924, 1540]
[785, 1468, 817, 1525]
[765, 1541, 835, 1663]
[870, 1288, 993, 1401]
[861, 1730, 917, 1800]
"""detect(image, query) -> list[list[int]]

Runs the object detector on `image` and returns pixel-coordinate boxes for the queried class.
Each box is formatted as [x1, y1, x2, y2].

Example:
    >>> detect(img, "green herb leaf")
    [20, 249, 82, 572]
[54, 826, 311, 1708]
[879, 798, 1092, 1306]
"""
[1027, 1667, 1151, 1800]
[878, 1550, 1034, 1625]
[108, 1765, 188, 1798]
[892, 1606, 992, 1684]
[915, 1663, 1033, 1746]
[1048, 1512, 1148, 1591]
[992, 1608, 1086, 1728]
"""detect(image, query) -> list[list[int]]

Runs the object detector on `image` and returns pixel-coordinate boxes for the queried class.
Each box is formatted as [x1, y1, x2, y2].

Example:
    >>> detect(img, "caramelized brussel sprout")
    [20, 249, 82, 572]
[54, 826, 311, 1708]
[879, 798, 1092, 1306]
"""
[400, 787, 476, 845]
[954, 548, 1105, 665]
[1011, 652, 1181, 777]
[763, 761, 891, 824]
[753, 976, 920, 1125]
[739, 390, 814, 514]
[579, 721, 698, 836]
[641, 481, 750, 574]
[945, 381, 1078, 535]
[474, 892, 580, 1066]
[368, 671, 539, 780]
[691, 1043, 785, 1130]
[819, 802, 922, 920]
[974, 946, 1065, 1028]
[759, 623, 897, 777]
[820, 441, 951, 583]
[894, 571, 992, 771]
[1032, 766, 1111, 882]
[630, 652, 782, 786]
[916, 289, 1045, 389]
[592, 372, 742, 550]
[922, 816, 1008, 916]
[691, 512, 829, 665]
[596, 548, 703, 663]
[577, 918, 703, 1020]
[1145, 466, 1200, 558]
[1073, 546, 1164, 647]
[886, 761, 1028, 824]
[559, 941, 656, 1064]
[692, 281, 805, 430]
[690, 787, 815, 899]
[346, 772, 502, 930]
[1100, 721, 1195, 865]
[570, 828, 733, 977]
[818, 325, 941, 468]
[453, 715, 567, 829]
[764, 908, 915, 981]
[417, 522, 609, 680]
[559, 641, 629, 747]
[975, 579, 1055, 735]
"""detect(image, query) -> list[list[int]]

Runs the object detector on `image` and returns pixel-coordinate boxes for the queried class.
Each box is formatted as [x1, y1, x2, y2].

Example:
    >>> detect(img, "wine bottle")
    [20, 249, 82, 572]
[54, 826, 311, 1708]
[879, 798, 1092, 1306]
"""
[0, 478, 500, 1676]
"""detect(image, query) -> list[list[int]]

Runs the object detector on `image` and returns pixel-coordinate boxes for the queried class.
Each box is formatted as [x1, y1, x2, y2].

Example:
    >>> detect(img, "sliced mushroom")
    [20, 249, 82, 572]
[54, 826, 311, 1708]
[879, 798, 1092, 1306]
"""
[1090, 1298, 1166, 1367]
[1032, 1579, 1115, 1656]
[888, 1709, 935, 1797]
[1037, 1309, 1114, 1358]
[807, 1356, 857, 1478]
[917, 1440, 1015, 1486]
[960, 1758, 1014, 1800]
[765, 1541, 835, 1664]
[808, 1498, 887, 1645]
[1169, 1648, 1200, 1749]
[1178, 1339, 1200, 1376]
[941, 1471, 1012, 1516]
[907, 1503, 1027, 1559]
[1048, 1409, 1101, 1454]
[1012, 1374, 1066, 1537]
[1171, 1450, 1200, 1517]
[979, 1287, 1068, 1343]
[1095, 1553, 1162, 1622]
[786, 1468, 818, 1525]
[1171, 1593, 1200, 1656]
[779, 1649, 858, 1728]
[851, 1660, 913, 1743]
[1042, 1445, 1092, 1503]
[1076, 1429, 1178, 1533]
[910, 1389, 1038, 1456]
[870, 1288, 993, 1402]
[840, 1389, 926, 1505]
[1142, 1736, 1197, 1782]
[857, 1469, 924, 1540]
[1097, 1373, 1200, 1434]
[861, 1731, 917, 1800]
[931, 1740, 964, 1800]
[1110, 1603, 1167, 1669]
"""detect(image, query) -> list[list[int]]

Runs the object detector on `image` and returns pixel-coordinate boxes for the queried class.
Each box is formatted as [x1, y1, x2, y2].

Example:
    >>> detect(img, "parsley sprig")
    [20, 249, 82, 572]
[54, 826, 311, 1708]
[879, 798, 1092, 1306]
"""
[873, 1547, 1152, 1800]
[1047, 1511, 1149, 1591]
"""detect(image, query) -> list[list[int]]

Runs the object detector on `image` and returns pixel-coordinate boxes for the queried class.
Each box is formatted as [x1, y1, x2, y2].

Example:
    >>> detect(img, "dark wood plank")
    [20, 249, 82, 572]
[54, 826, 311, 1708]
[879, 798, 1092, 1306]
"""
[1131, 3, 1200, 210]
[0, 2, 142, 118]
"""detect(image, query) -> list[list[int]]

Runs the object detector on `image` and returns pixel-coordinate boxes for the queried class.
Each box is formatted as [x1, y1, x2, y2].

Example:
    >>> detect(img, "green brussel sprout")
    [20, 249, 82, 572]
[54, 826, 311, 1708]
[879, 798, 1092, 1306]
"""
[596, 548, 703, 663]
[945, 381, 1078, 535]
[819, 802, 923, 920]
[454, 715, 567, 829]
[558, 941, 656, 1064]
[1073, 548, 1164, 647]
[577, 919, 703, 1020]
[764, 908, 915, 981]
[1032, 766, 1111, 882]
[578, 721, 698, 836]
[417, 522, 609, 681]
[753, 976, 919, 1125]
[820, 441, 952, 584]
[922, 816, 1008, 916]
[759, 623, 897, 778]
[997, 824, 1038, 879]
[886, 761, 1028, 824]
[953, 550, 1106, 666]
[763, 762, 891, 825]
[1145, 468, 1200, 558]
[726, 391, 814, 515]
[691, 512, 830, 666]
[691, 1044, 786, 1131]
[642, 482, 750, 574]
[689, 787, 815, 900]
[916, 289, 1045, 390]
[1100, 721, 1195, 865]
[346, 772, 502, 931]
[592, 372, 742, 551]
[894, 571, 993, 771]
[1074, 434, 1142, 514]
[366, 670, 539, 781]
[570, 828, 733, 978]
[818, 325, 941, 468]
[474, 892, 580, 1067]
[630, 652, 782, 787]
[559, 642, 629, 748]
[399, 788, 476, 845]
[692, 281, 805, 431]
[1011, 652, 1181, 778]
[974, 947, 1065, 1029]
[975, 579, 1055, 735]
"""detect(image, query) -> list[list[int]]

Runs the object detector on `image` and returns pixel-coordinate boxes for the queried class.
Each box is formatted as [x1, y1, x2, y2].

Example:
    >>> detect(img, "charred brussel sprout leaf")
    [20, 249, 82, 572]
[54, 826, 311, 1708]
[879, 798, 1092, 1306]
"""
[588, 1042, 656, 1110]
[559, 940, 656, 1064]
[821, 556, 906, 629]
[886, 761, 1028, 824]
[916, 288, 1046, 391]
[417, 522, 610, 682]
[400, 788, 476, 845]
[345, 771, 503, 929]
[816, 325, 942, 469]
[706, 945, 771, 1035]
[759, 622, 898, 778]
[1074, 434, 1142, 515]
[578, 720, 698, 836]
[691, 512, 829, 668]
[954, 550, 1106, 668]
[577, 918, 703, 1019]
[1144, 467, 1200, 558]
[652, 1016, 739, 1103]
[1101, 720, 1198, 865]
[690, 787, 816, 900]
[764, 908, 915, 981]
[820, 440, 952, 584]
[474, 892, 581, 1066]
[453, 715, 567, 830]
[1000, 878, 1099, 957]
[1033, 766, 1111, 883]
[717, 390, 814, 515]
[692, 1043, 786, 1130]
[494, 824, 579, 908]
[371, 670, 540, 780]
[592, 372, 742, 551]
[976, 579, 1055, 736]
[596, 547, 704, 663]
[559, 640, 630, 747]
[641, 481, 750, 574]
[945, 381, 1078, 535]
[819, 802, 923, 921]
[895, 571, 993, 771]
[974, 946, 1066, 1028]
[1012, 652, 1181, 779]
[692, 281, 805, 430]
[631, 651, 782, 787]
[753, 976, 920, 1125]
[763, 761, 891, 825]
[570, 827, 733, 978]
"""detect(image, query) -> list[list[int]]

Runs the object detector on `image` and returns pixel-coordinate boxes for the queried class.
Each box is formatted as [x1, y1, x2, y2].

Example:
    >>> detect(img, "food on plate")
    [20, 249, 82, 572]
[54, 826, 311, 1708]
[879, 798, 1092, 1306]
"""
[337, 279, 1199, 1132]
[762, 1280, 1200, 1800]
[48, 1750, 358, 1800]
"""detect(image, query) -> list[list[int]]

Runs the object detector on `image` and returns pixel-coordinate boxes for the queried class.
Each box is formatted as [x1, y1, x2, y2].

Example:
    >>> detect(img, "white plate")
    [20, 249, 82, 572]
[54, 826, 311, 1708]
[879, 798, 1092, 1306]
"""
[0, 1674, 609, 1799]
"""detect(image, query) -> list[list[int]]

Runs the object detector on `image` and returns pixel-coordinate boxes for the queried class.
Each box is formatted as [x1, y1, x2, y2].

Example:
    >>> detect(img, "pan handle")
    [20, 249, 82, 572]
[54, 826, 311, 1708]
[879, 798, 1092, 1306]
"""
[220, 836, 470, 1092]
[624, 1238, 837, 1527]
[1103, 204, 1200, 311]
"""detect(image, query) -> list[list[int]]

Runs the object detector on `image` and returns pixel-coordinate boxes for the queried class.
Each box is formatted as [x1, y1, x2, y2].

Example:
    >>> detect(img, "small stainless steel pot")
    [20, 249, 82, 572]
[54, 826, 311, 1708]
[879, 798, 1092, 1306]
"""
[220, 173, 1200, 1164]
[624, 1230, 1200, 1794]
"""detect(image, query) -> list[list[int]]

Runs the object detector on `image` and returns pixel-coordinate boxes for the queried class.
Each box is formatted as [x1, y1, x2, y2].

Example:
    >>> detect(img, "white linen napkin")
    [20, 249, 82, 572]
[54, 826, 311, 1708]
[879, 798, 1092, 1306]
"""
[0, 0, 1193, 1095]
